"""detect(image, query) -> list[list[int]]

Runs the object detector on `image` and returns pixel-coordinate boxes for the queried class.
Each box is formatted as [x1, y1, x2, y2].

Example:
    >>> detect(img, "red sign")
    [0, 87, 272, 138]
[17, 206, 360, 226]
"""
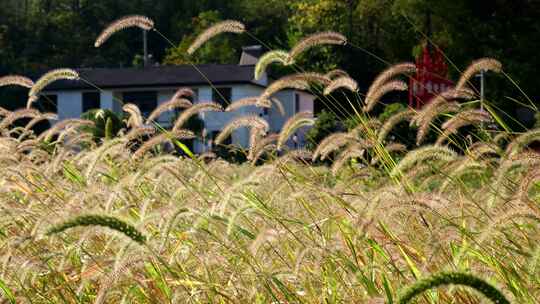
[409, 45, 453, 108]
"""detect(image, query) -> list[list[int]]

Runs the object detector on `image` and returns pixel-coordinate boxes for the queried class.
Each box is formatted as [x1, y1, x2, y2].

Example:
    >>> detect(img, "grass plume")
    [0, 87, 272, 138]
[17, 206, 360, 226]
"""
[133, 129, 195, 159]
[287, 31, 347, 63]
[28, 69, 79, 104]
[123, 103, 144, 128]
[363, 80, 408, 112]
[456, 58, 503, 90]
[188, 20, 245, 55]
[226, 97, 266, 112]
[0, 75, 34, 88]
[324, 69, 349, 80]
[397, 272, 509, 304]
[147, 98, 192, 123]
[215, 115, 269, 145]
[323, 76, 358, 95]
[255, 50, 290, 80]
[94, 15, 154, 48]
[47, 214, 146, 244]
[172, 102, 222, 131]
[277, 111, 315, 149]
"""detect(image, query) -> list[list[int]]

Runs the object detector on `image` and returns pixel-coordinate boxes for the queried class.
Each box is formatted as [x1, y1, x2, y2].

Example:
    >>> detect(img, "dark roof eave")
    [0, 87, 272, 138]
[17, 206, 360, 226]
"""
[38, 64, 262, 91]
[42, 80, 267, 92]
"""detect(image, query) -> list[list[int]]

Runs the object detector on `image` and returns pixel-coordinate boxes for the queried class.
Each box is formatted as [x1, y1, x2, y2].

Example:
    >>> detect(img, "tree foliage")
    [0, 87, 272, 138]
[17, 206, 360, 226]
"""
[305, 110, 343, 150]
[0, 0, 539, 128]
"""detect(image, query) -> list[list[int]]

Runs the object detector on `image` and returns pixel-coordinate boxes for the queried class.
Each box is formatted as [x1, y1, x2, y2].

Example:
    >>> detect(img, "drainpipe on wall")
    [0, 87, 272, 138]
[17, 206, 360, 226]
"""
[143, 29, 148, 67]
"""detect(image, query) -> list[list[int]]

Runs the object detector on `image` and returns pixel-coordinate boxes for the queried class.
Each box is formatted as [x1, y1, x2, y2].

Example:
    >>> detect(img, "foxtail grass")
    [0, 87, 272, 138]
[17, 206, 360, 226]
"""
[188, 20, 245, 55]
[47, 214, 146, 244]
[94, 15, 154, 48]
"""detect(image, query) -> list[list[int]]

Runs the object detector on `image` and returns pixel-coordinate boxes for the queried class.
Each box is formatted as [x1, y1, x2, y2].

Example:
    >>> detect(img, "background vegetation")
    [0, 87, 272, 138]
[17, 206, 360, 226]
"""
[1, 0, 539, 128]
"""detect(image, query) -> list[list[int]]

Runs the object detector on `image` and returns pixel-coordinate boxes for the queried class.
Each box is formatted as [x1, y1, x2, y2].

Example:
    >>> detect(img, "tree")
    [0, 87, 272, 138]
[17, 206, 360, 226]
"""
[0, 0, 538, 132]
[305, 110, 343, 150]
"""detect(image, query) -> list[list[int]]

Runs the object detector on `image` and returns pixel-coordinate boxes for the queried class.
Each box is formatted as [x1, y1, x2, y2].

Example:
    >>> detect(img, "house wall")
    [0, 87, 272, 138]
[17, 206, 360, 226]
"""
[56, 91, 82, 120]
[156, 90, 177, 127]
[100, 90, 122, 113]
[47, 77, 316, 154]
[195, 84, 266, 153]
[295, 91, 315, 147]
[269, 90, 294, 133]
[298, 91, 315, 112]
[269, 90, 315, 149]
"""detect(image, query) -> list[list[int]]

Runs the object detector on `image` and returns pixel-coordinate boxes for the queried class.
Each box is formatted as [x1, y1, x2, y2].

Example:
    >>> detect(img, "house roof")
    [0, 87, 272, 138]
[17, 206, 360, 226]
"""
[42, 64, 262, 91]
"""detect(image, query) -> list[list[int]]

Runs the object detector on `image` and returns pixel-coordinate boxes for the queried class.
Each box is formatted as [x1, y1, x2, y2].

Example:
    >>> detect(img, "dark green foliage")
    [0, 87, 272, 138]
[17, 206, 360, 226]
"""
[104, 117, 114, 140]
[305, 110, 343, 150]
[379, 102, 407, 122]
[0, 0, 539, 129]
[213, 145, 248, 164]
[47, 214, 146, 244]
[397, 272, 510, 304]
[81, 109, 125, 142]
[164, 10, 238, 65]
[379, 102, 417, 148]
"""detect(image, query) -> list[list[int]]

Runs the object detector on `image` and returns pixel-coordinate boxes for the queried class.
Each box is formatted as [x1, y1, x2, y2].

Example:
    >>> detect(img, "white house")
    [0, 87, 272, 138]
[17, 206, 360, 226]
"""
[40, 46, 315, 153]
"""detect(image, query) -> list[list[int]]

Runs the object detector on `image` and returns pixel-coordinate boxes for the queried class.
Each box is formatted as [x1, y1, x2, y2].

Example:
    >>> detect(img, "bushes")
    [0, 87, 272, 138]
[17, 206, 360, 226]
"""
[81, 109, 125, 142]
[305, 110, 344, 150]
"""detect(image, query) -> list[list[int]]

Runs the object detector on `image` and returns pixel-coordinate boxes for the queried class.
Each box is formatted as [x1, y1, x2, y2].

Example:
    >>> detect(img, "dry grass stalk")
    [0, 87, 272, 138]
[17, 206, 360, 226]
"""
[277, 112, 314, 149]
[365, 63, 416, 111]
[314, 132, 358, 160]
[331, 143, 366, 175]
[0, 75, 34, 88]
[249, 133, 279, 163]
[378, 109, 415, 142]
[255, 50, 290, 80]
[391, 145, 457, 177]
[226, 97, 267, 112]
[147, 99, 192, 123]
[436, 110, 492, 145]
[0, 109, 40, 131]
[28, 69, 79, 105]
[258, 73, 330, 105]
[132, 129, 195, 159]
[95, 15, 154, 47]
[288, 31, 347, 62]
[456, 58, 503, 90]
[123, 103, 144, 128]
[172, 102, 222, 131]
[188, 20, 245, 55]
[323, 76, 358, 95]
[24, 113, 58, 131]
[324, 69, 349, 80]
[215, 115, 269, 145]
[38, 119, 94, 142]
[363, 80, 408, 112]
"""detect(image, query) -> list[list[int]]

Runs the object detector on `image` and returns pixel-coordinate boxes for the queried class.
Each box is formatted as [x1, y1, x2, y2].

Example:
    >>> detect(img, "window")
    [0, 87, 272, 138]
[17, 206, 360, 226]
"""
[295, 93, 300, 113]
[82, 92, 100, 113]
[174, 88, 198, 118]
[123, 91, 157, 118]
[36, 95, 57, 113]
[212, 87, 232, 107]
[211, 130, 232, 146]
